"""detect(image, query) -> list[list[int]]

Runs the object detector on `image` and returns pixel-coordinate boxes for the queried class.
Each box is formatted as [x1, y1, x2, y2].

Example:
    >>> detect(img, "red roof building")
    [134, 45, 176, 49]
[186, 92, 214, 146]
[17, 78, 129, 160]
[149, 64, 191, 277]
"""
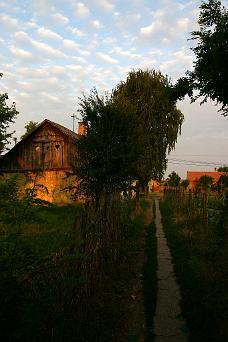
[187, 171, 226, 190]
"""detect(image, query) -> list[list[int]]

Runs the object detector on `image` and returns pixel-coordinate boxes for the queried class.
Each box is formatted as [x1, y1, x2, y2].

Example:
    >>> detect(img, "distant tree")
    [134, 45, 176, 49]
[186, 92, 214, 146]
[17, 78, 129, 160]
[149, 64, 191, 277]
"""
[217, 165, 228, 172]
[21, 121, 38, 140]
[167, 171, 181, 187]
[0, 73, 18, 154]
[180, 179, 190, 190]
[173, 0, 228, 116]
[76, 89, 136, 207]
[217, 175, 228, 190]
[197, 174, 214, 225]
[197, 175, 213, 191]
[113, 69, 184, 189]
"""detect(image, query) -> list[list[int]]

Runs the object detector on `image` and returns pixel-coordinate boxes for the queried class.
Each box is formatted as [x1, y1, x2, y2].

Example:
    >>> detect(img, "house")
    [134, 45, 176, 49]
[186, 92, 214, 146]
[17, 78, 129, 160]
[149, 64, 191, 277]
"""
[0, 119, 85, 203]
[148, 179, 161, 192]
[187, 171, 226, 190]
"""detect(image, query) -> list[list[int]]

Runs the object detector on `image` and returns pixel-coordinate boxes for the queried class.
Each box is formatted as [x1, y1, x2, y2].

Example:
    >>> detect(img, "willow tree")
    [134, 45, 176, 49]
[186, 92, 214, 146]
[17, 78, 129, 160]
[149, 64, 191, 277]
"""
[113, 69, 184, 188]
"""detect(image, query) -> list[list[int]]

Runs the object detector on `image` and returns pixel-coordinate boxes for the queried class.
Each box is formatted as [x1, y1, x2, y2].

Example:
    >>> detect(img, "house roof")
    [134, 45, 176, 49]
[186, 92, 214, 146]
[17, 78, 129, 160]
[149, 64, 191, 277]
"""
[0, 119, 79, 159]
[43, 119, 79, 141]
[187, 171, 226, 183]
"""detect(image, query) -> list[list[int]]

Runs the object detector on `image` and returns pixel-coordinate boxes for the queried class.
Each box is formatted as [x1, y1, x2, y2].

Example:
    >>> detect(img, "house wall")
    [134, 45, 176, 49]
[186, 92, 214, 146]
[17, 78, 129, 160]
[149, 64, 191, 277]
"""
[1, 122, 77, 172]
[2, 170, 81, 204]
[27, 170, 80, 204]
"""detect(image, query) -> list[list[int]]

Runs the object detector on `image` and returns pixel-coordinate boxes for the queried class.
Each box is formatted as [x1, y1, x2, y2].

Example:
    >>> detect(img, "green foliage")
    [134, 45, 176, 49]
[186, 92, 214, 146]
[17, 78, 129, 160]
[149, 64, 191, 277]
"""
[167, 171, 181, 187]
[197, 175, 213, 191]
[21, 121, 38, 140]
[217, 174, 228, 190]
[217, 165, 228, 172]
[180, 179, 190, 189]
[76, 89, 136, 204]
[175, 0, 228, 116]
[0, 174, 49, 229]
[0, 172, 148, 341]
[0, 73, 19, 154]
[113, 69, 184, 185]
[161, 191, 228, 341]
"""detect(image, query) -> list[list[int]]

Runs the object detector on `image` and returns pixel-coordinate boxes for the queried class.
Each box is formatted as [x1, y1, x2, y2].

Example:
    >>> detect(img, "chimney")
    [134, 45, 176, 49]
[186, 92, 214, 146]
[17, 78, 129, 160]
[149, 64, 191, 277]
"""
[78, 121, 86, 135]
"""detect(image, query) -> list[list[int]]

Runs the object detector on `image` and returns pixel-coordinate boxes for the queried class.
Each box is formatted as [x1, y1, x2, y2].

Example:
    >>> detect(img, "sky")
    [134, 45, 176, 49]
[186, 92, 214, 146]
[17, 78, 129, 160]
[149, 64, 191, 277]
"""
[0, 0, 228, 178]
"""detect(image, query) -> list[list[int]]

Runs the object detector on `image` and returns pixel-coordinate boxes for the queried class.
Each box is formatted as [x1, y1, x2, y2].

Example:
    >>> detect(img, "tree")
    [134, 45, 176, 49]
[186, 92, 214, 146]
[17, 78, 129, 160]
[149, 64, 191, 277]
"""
[167, 171, 181, 187]
[217, 165, 228, 172]
[21, 121, 38, 140]
[76, 89, 136, 207]
[217, 175, 228, 190]
[197, 175, 213, 191]
[197, 174, 213, 225]
[113, 69, 184, 188]
[174, 0, 228, 116]
[180, 179, 190, 190]
[0, 73, 18, 154]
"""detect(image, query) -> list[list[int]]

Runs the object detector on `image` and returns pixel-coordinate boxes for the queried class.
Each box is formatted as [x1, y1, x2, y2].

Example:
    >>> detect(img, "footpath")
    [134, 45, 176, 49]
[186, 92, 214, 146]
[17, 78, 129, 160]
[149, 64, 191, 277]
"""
[153, 196, 188, 342]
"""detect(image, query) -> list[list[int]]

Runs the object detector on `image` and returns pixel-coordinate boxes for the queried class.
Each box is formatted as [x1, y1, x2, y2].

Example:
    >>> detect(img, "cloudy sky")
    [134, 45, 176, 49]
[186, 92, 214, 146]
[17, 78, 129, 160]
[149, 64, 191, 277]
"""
[0, 0, 227, 178]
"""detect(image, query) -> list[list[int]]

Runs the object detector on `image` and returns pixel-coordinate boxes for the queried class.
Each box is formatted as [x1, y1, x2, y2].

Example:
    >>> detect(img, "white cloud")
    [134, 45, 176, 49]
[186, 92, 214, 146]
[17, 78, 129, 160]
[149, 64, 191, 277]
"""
[32, 40, 65, 58]
[110, 46, 142, 59]
[177, 18, 190, 30]
[140, 21, 163, 37]
[0, 13, 19, 29]
[14, 31, 65, 59]
[40, 92, 61, 102]
[159, 50, 194, 80]
[102, 36, 117, 45]
[9, 46, 34, 60]
[151, 9, 165, 18]
[63, 39, 79, 49]
[96, 52, 119, 64]
[37, 27, 62, 40]
[18, 67, 49, 78]
[79, 49, 91, 57]
[26, 20, 38, 29]
[70, 27, 86, 37]
[14, 31, 32, 45]
[92, 20, 103, 29]
[75, 2, 90, 18]
[31, 0, 54, 17]
[93, 0, 114, 12]
[51, 12, 69, 25]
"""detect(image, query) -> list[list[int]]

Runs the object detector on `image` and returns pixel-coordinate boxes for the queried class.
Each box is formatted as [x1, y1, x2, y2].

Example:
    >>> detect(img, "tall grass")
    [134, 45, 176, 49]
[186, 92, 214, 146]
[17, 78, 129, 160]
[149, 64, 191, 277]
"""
[0, 175, 147, 341]
[160, 190, 228, 342]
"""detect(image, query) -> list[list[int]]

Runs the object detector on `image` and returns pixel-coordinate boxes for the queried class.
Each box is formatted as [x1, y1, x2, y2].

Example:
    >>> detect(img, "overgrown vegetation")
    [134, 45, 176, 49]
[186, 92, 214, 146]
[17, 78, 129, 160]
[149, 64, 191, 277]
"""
[160, 189, 228, 341]
[0, 174, 152, 341]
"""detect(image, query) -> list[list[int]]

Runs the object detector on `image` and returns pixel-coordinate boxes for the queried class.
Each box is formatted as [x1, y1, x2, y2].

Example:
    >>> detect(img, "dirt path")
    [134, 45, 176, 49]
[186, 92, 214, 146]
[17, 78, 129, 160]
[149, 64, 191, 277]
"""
[153, 196, 188, 342]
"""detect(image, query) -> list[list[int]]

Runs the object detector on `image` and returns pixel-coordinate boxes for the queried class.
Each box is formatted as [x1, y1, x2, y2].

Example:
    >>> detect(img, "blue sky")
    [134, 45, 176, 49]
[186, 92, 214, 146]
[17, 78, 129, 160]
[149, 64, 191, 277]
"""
[0, 0, 228, 177]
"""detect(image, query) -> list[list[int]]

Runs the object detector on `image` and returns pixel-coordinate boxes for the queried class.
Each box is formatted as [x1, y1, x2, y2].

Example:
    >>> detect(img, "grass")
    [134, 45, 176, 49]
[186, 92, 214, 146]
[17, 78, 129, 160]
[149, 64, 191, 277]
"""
[0, 204, 83, 342]
[0, 194, 156, 341]
[0, 171, 158, 341]
[160, 193, 228, 342]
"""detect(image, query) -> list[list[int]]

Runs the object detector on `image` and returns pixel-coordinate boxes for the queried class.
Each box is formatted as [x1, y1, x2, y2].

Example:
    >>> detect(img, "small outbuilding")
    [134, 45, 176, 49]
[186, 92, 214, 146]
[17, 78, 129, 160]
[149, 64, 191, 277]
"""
[0, 119, 85, 203]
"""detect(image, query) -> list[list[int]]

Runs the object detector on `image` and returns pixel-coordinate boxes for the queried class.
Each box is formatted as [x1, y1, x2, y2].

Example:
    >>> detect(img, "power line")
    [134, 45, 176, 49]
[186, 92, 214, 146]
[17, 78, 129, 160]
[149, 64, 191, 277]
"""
[168, 161, 223, 167]
[168, 158, 227, 166]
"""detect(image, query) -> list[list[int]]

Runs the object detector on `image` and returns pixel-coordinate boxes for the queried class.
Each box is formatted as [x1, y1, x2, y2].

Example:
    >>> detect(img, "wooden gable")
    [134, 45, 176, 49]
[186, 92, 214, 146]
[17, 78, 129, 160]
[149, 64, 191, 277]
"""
[0, 120, 78, 172]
